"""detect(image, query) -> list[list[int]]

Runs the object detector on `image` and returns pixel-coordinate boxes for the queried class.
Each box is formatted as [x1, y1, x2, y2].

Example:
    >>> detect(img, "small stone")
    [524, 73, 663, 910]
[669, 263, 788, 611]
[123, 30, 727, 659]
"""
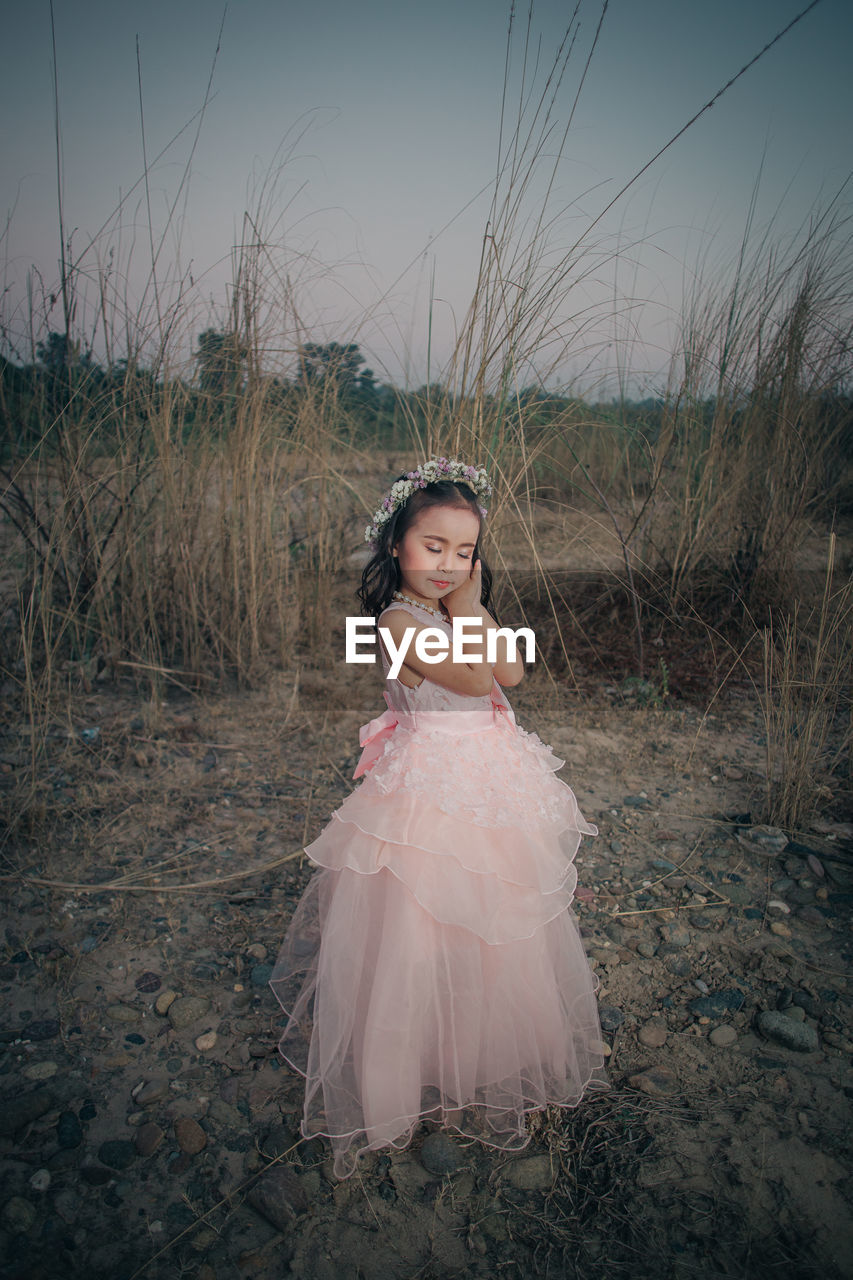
[106, 1004, 140, 1024]
[22, 1018, 61, 1041]
[1, 1196, 37, 1234]
[134, 971, 162, 993]
[251, 964, 274, 988]
[756, 1011, 819, 1053]
[736, 826, 789, 857]
[590, 1038, 611, 1057]
[688, 990, 745, 1019]
[638, 1023, 667, 1048]
[658, 923, 691, 948]
[167, 996, 211, 1029]
[132, 1077, 170, 1105]
[784, 1005, 806, 1022]
[29, 1169, 50, 1193]
[597, 1006, 624, 1033]
[822, 1030, 853, 1052]
[609, 839, 624, 855]
[419, 1131, 465, 1175]
[98, 1139, 137, 1170]
[195, 1030, 217, 1052]
[709, 1025, 737, 1047]
[770, 922, 792, 938]
[174, 1117, 207, 1154]
[247, 1165, 308, 1230]
[56, 1111, 84, 1149]
[807, 854, 825, 878]
[767, 900, 790, 915]
[797, 906, 826, 925]
[637, 942, 657, 958]
[135, 1122, 165, 1156]
[772, 877, 796, 894]
[247, 943, 268, 961]
[154, 990, 178, 1015]
[628, 1066, 678, 1096]
[503, 1154, 553, 1191]
[24, 1061, 58, 1081]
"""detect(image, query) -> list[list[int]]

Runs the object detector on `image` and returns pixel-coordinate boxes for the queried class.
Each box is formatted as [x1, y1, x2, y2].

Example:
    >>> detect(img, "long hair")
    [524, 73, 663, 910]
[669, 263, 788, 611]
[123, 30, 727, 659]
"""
[357, 476, 498, 623]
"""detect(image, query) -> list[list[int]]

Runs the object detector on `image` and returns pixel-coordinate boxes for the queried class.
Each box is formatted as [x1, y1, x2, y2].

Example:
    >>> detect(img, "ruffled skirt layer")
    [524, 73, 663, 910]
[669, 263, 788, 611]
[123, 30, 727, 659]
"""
[269, 715, 610, 1178]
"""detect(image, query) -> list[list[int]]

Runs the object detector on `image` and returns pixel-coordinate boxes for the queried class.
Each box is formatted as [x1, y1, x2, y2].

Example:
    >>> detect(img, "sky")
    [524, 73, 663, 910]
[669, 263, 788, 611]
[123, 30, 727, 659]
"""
[1, 0, 851, 393]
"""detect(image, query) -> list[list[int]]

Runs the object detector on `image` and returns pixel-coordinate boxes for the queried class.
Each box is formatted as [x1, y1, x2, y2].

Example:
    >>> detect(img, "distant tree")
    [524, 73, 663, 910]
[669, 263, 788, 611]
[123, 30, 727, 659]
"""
[195, 329, 248, 396]
[298, 342, 365, 392]
[36, 331, 93, 372]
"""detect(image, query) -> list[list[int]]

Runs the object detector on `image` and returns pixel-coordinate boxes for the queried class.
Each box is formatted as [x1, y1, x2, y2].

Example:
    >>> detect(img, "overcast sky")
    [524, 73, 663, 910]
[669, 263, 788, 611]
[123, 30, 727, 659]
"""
[2, 0, 851, 391]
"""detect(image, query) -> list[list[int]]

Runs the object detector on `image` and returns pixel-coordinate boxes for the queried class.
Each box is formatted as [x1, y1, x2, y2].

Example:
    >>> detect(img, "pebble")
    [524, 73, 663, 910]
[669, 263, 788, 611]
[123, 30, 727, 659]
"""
[756, 1011, 819, 1053]
[772, 877, 796, 894]
[736, 825, 789, 856]
[154, 989, 178, 1015]
[597, 1006, 624, 1033]
[638, 1023, 667, 1048]
[135, 1122, 165, 1156]
[797, 906, 826, 925]
[709, 1025, 737, 1047]
[195, 1030, 218, 1052]
[637, 942, 657, 958]
[628, 1066, 678, 1096]
[98, 1139, 137, 1170]
[22, 1018, 61, 1041]
[419, 1131, 465, 1175]
[29, 1169, 50, 1192]
[658, 923, 692, 948]
[251, 964, 274, 987]
[822, 1030, 853, 1052]
[174, 1117, 207, 1154]
[247, 943, 268, 960]
[247, 1165, 308, 1230]
[688, 990, 745, 1018]
[24, 1061, 58, 1081]
[502, 1154, 553, 1191]
[132, 1077, 170, 1106]
[767, 900, 790, 915]
[1, 1196, 37, 1235]
[106, 1004, 140, 1024]
[56, 1111, 84, 1149]
[167, 996, 211, 1029]
[609, 839, 624, 855]
[770, 922, 792, 938]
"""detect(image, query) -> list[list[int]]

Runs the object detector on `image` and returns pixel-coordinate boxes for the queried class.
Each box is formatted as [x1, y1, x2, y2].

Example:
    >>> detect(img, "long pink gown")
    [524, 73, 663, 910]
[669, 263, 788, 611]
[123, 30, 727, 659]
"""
[269, 598, 609, 1178]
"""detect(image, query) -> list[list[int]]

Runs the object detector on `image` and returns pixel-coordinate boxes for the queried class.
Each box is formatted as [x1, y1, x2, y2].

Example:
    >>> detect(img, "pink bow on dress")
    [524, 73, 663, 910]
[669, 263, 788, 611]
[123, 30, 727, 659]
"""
[352, 692, 399, 779]
[352, 680, 517, 780]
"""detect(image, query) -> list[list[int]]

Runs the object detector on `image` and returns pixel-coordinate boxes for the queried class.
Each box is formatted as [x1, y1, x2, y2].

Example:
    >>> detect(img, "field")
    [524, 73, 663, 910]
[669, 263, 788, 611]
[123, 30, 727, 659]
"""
[1, 16, 852, 1270]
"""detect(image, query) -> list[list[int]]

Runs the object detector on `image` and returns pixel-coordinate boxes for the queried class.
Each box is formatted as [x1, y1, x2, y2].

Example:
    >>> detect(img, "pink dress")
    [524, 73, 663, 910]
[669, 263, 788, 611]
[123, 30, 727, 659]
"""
[269, 598, 609, 1178]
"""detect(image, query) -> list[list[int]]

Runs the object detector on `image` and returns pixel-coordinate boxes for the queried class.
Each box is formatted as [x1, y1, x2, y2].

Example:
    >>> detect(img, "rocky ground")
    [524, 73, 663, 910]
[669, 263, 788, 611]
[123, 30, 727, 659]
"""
[1, 661, 852, 1280]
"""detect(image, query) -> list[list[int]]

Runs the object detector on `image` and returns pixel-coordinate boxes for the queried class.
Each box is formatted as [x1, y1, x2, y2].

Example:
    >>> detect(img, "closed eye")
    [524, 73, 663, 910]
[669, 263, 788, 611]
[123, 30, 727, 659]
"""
[426, 545, 472, 559]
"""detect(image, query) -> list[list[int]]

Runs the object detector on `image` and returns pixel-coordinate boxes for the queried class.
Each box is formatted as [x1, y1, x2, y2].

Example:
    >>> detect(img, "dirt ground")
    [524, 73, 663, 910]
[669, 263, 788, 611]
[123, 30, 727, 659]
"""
[1, 630, 852, 1280]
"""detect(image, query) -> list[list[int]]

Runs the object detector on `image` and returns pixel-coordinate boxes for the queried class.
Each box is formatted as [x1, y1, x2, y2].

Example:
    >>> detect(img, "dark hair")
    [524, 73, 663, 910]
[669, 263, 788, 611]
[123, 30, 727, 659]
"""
[357, 476, 497, 622]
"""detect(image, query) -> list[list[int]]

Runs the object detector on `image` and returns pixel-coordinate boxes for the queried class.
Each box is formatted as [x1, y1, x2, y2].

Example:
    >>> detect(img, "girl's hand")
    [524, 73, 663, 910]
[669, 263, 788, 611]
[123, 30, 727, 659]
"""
[444, 558, 482, 617]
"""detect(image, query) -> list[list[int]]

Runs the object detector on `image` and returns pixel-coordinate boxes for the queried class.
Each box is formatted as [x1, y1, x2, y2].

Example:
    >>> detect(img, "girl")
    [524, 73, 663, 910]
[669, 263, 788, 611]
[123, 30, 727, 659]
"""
[269, 456, 609, 1179]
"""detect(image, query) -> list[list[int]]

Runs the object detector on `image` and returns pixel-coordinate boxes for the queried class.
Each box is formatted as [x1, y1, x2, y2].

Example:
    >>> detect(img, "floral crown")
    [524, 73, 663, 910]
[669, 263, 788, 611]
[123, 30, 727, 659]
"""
[364, 456, 492, 550]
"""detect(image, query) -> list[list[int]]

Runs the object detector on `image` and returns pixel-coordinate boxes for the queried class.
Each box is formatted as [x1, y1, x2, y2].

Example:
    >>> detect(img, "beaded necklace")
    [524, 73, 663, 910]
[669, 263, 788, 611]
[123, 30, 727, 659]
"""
[391, 590, 448, 622]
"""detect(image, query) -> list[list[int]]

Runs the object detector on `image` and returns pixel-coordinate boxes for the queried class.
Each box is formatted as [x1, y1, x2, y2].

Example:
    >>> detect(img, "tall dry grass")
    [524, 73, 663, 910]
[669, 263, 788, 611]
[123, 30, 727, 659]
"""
[1, 0, 851, 852]
[760, 534, 851, 831]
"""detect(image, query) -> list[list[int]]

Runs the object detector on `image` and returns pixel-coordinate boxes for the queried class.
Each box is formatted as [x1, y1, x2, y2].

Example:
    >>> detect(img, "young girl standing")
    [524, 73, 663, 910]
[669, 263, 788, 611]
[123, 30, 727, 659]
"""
[269, 456, 609, 1179]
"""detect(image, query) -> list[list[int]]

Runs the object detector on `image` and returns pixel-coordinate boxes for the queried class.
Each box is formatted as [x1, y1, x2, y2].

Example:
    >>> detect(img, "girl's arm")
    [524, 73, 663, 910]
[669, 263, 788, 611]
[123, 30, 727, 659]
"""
[380, 609, 495, 696]
[447, 601, 524, 688]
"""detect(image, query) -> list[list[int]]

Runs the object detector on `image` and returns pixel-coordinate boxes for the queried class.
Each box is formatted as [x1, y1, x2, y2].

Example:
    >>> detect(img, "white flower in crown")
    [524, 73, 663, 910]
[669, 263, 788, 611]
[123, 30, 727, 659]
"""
[364, 456, 492, 548]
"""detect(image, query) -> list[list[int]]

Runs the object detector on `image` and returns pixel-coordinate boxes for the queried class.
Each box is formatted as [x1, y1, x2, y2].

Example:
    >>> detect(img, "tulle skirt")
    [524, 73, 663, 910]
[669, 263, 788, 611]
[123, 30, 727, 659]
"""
[269, 723, 610, 1179]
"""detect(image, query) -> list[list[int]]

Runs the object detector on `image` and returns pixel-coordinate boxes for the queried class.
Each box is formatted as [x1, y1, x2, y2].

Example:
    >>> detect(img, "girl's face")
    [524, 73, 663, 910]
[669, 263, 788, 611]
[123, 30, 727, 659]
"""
[392, 503, 480, 606]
